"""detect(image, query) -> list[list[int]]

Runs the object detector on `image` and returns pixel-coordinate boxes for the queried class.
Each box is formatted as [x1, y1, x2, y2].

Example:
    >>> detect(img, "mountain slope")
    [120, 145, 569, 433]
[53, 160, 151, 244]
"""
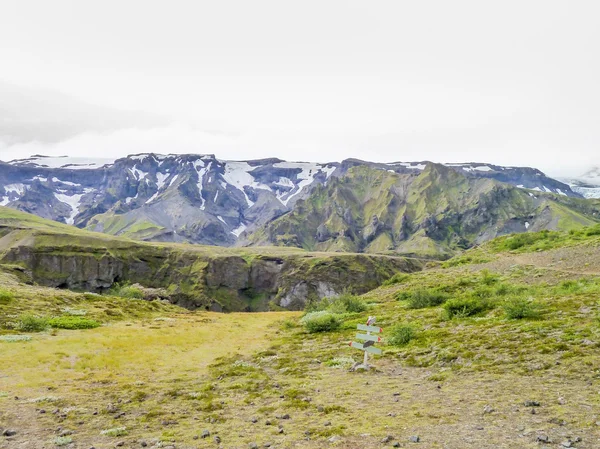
[0, 154, 580, 247]
[248, 164, 600, 257]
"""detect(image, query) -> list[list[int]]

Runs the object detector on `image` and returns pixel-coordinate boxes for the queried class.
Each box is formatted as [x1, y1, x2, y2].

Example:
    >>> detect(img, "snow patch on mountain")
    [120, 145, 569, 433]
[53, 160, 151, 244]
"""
[156, 172, 169, 190]
[398, 162, 427, 170]
[274, 177, 295, 188]
[273, 162, 322, 206]
[54, 192, 85, 224]
[51, 177, 79, 186]
[459, 165, 493, 172]
[193, 159, 212, 210]
[222, 161, 270, 207]
[8, 155, 113, 170]
[231, 222, 247, 237]
[130, 165, 148, 181]
[4, 184, 27, 196]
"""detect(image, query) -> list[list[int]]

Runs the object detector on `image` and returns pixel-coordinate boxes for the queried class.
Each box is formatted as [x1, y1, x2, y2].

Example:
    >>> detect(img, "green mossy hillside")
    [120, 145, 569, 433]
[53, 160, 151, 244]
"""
[249, 164, 600, 258]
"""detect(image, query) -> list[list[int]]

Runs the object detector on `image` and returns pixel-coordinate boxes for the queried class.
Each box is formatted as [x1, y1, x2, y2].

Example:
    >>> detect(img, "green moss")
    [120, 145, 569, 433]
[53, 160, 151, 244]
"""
[48, 316, 101, 329]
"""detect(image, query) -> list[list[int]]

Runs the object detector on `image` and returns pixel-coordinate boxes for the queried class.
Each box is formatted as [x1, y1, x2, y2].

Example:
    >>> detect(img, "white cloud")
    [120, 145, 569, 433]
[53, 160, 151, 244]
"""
[0, 1, 599, 177]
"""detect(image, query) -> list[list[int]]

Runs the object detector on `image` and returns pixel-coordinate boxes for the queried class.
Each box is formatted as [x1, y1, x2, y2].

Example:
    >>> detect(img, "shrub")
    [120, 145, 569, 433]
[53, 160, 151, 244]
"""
[471, 286, 495, 299]
[503, 297, 543, 320]
[383, 273, 409, 286]
[558, 280, 582, 293]
[585, 224, 600, 236]
[327, 293, 367, 314]
[48, 316, 101, 330]
[387, 324, 415, 346]
[498, 230, 558, 251]
[405, 289, 449, 309]
[494, 283, 512, 296]
[116, 286, 144, 299]
[480, 269, 499, 285]
[301, 311, 342, 333]
[109, 282, 144, 299]
[0, 288, 14, 304]
[16, 314, 49, 332]
[443, 297, 491, 319]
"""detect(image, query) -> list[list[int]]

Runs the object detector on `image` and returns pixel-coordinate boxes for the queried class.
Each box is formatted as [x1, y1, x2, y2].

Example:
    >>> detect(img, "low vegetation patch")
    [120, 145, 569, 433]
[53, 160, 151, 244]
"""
[16, 314, 49, 332]
[387, 324, 415, 346]
[324, 357, 356, 368]
[48, 316, 101, 329]
[60, 307, 87, 316]
[53, 436, 73, 446]
[100, 427, 128, 437]
[0, 335, 32, 342]
[502, 297, 543, 320]
[489, 224, 600, 253]
[109, 282, 144, 299]
[443, 296, 493, 319]
[308, 292, 367, 314]
[301, 311, 342, 333]
[326, 293, 367, 313]
[442, 254, 491, 268]
[398, 288, 449, 309]
[382, 273, 409, 286]
[0, 288, 14, 304]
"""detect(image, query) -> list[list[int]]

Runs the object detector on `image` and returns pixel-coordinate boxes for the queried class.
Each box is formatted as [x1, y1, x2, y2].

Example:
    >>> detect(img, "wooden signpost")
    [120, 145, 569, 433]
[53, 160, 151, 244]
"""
[349, 316, 382, 368]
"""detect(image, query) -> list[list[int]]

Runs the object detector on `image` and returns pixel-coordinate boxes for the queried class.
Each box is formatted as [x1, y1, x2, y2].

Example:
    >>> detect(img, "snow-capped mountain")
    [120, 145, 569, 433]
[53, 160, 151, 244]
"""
[0, 154, 581, 245]
[0, 154, 338, 244]
[559, 167, 600, 199]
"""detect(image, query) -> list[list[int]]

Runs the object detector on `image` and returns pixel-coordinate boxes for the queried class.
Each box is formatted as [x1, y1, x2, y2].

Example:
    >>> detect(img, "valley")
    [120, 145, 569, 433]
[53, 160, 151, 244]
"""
[1, 221, 600, 448]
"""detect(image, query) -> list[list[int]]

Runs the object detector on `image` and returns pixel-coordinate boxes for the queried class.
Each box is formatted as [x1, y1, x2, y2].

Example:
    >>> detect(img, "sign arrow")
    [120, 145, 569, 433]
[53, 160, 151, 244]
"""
[356, 333, 382, 343]
[357, 324, 383, 333]
[349, 341, 382, 355]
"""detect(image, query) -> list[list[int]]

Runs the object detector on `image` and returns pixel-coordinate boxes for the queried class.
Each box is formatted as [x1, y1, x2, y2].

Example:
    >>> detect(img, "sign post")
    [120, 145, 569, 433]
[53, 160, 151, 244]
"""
[349, 316, 382, 369]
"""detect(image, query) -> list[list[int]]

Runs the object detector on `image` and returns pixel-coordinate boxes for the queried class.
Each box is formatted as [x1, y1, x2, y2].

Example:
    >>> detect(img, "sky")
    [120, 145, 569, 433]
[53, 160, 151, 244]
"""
[0, 0, 599, 177]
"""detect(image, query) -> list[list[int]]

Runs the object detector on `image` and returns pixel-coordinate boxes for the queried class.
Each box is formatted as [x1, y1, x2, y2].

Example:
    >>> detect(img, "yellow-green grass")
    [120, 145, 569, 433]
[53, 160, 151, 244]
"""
[2, 312, 294, 390]
[1, 309, 297, 447]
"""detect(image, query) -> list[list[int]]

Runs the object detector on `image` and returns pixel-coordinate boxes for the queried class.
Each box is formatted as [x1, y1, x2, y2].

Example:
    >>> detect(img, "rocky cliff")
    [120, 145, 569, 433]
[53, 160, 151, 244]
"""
[0, 207, 422, 311]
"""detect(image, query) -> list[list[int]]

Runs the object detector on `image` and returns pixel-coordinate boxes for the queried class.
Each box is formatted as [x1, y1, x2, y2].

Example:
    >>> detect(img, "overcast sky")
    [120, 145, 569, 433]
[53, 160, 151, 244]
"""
[0, 0, 598, 176]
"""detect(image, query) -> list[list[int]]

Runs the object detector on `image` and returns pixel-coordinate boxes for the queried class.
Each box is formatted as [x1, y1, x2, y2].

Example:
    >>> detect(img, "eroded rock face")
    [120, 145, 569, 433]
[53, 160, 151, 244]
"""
[0, 230, 423, 311]
[206, 256, 249, 290]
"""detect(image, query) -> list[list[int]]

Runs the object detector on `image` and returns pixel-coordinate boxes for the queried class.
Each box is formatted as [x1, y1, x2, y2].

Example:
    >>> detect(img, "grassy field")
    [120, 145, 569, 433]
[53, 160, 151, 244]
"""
[2, 226, 600, 448]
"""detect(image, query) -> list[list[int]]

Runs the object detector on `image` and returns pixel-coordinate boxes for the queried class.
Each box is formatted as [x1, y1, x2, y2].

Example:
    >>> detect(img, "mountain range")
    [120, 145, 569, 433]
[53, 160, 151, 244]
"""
[1, 153, 599, 258]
